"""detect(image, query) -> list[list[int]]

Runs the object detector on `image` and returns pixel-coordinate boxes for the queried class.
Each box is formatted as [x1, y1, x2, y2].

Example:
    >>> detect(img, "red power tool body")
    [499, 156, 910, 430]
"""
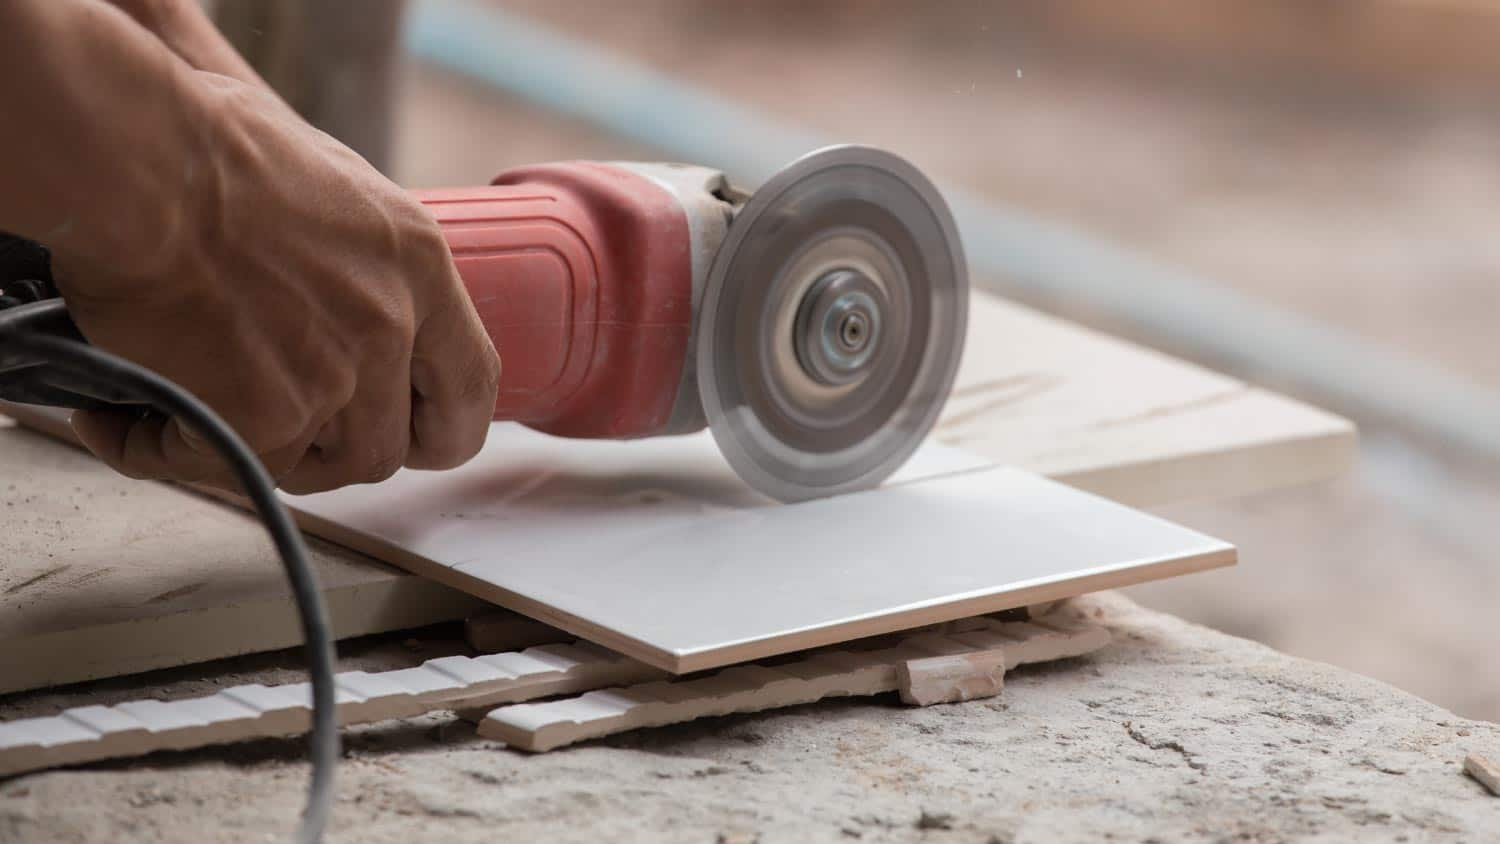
[341, 148, 976, 502]
[415, 162, 723, 441]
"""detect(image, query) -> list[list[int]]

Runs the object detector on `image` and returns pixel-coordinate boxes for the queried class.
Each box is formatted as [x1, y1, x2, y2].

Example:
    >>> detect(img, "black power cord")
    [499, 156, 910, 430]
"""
[0, 299, 339, 844]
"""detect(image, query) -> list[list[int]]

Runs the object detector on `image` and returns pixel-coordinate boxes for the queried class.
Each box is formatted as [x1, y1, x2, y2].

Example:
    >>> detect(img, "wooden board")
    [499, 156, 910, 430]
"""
[942, 294, 1354, 504]
[0, 418, 488, 696]
[0, 292, 1349, 693]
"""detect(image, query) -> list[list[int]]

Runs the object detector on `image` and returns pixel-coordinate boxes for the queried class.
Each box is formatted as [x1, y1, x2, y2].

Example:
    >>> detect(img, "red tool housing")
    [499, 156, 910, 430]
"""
[413, 163, 694, 439]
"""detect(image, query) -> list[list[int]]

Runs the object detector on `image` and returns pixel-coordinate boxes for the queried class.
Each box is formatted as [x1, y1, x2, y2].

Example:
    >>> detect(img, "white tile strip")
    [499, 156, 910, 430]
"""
[0, 643, 660, 779]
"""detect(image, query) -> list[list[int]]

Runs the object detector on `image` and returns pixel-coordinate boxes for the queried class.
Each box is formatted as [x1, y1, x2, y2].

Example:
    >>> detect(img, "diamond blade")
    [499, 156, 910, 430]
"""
[697, 146, 968, 501]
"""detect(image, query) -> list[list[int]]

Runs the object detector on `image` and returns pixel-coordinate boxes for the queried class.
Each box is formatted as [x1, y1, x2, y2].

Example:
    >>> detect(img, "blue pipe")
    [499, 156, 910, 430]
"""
[406, 0, 1500, 464]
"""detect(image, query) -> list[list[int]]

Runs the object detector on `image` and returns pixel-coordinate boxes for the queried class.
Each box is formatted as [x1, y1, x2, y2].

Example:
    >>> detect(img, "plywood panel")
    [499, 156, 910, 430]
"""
[0, 419, 487, 695]
[941, 294, 1355, 504]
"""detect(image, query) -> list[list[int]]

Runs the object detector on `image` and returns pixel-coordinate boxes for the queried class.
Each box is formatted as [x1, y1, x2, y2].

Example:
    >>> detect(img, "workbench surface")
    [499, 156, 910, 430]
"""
[1, 593, 1490, 842]
[0, 291, 1353, 693]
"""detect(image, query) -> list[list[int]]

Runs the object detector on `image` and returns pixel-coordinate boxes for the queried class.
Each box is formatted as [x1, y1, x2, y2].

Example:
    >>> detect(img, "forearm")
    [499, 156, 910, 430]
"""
[0, 0, 213, 284]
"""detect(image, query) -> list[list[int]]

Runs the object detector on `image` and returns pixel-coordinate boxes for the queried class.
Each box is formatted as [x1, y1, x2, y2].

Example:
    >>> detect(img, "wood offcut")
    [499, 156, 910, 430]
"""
[898, 649, 1008, 706]
[479, 614, 1110, 752]
[1465, 752, 1500, 796]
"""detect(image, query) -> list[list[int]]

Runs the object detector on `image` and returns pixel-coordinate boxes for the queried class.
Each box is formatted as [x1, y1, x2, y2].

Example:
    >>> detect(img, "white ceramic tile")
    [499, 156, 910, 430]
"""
[287, 425, 1232, 671]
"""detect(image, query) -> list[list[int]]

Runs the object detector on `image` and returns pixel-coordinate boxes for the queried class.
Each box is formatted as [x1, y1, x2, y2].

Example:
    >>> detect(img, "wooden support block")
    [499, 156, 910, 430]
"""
[0, 642, 660, 779]
[479, 613, 1110, 752]
[1465, 752, 1500, 796]
[897, 649, 1007, 706]
[464, 611, 570, 653]
[970, 617, 1112, 669]
[483, 653, 898, 753]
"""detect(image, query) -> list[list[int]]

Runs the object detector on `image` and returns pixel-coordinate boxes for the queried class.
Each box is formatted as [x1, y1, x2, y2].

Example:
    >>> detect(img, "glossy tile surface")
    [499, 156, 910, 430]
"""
[286, 425, 1234, 671]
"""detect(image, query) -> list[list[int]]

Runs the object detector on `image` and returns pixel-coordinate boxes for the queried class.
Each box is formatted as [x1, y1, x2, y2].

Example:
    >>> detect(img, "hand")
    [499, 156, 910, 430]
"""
[57, 55, 499, 492]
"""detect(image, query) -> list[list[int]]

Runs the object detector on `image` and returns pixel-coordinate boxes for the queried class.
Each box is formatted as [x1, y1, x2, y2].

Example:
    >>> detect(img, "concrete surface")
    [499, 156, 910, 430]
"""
[2, 592, 1495, 842]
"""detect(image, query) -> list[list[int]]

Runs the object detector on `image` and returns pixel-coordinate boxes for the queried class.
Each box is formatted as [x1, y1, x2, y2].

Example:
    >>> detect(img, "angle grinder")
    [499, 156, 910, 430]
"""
[0, 145, 966, 841]
[0, 145, 968, 501]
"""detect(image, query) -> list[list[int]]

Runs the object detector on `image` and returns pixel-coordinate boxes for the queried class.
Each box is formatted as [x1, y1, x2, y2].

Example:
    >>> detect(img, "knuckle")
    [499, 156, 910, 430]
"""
[236, 413, 312, 460]
[206, 382, 321, 459]
[348, 292, 416, 357]
[402, 207, 452, 264]
[409, 450, 459, 473]
[388, 203, 456, 313]
[405, 438, 452, 472]
[359, 444, 407, 484]
[415, 447, 463, 473]
[421, 421, 486, 471]
[464, 345, 502, 404]
[377, 293, 418, 340]
[485, 345, 502, 388]
[453, 431, 487, 467]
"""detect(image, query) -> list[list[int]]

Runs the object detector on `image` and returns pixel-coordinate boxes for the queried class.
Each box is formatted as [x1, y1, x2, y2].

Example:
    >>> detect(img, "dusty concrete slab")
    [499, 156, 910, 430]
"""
[1, 592, 1495, 843]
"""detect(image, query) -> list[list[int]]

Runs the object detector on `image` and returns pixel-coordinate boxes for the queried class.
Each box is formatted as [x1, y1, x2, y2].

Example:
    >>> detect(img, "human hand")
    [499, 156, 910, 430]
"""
[56, 71, 499, 493]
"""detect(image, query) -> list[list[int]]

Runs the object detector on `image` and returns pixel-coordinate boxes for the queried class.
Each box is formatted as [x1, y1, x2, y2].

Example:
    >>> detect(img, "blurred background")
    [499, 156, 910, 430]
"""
[209, 0, 1499, 720]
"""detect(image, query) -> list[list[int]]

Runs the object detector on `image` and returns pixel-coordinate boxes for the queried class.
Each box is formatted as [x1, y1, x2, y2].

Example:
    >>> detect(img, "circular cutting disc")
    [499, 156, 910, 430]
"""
[697, 145, 968, 502]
